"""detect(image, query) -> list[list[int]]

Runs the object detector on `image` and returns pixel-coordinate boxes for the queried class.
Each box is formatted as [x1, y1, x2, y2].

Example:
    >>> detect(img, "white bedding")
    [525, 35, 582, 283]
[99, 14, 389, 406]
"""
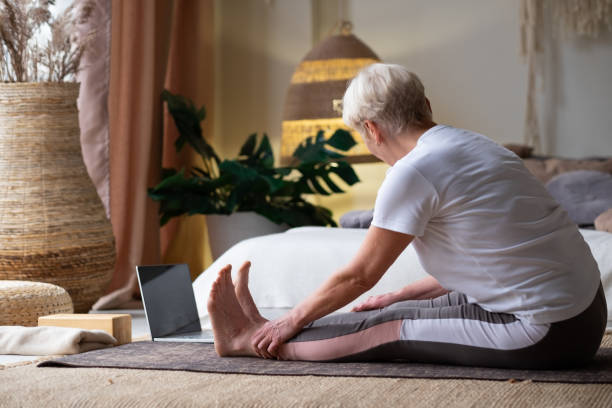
[193, 227, 612, 328]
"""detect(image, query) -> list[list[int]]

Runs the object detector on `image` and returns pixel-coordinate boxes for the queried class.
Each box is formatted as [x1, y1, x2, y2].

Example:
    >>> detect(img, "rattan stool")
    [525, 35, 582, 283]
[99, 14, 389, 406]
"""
[0, 281, 73, 326]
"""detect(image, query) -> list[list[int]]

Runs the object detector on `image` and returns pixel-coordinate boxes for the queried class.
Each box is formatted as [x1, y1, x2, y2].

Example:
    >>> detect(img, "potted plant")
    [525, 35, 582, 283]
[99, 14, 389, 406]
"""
[149, 90, 361, 257]
[0, 0, 116, 312]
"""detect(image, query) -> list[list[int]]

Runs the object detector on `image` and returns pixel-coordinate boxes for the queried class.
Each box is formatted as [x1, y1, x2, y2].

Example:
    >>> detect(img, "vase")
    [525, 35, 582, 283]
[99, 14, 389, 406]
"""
[206, 212, 290, 260]
[0, 82, 116, 312]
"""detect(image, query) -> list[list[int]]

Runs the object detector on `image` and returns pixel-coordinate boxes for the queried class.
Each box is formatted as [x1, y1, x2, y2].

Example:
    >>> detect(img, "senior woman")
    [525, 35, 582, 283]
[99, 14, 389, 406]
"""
[207, 63, 606, 369]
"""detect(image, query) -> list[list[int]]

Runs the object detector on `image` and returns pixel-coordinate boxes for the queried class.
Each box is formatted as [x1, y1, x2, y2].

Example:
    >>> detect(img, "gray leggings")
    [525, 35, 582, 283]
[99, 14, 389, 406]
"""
[279, 284, 607, 369]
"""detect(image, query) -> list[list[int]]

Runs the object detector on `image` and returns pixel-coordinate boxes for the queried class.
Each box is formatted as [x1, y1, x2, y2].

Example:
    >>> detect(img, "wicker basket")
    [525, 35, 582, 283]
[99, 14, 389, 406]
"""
[0, 83, 116, 312]
[0, 280, 73, 326]
[281, 32, 380, 164]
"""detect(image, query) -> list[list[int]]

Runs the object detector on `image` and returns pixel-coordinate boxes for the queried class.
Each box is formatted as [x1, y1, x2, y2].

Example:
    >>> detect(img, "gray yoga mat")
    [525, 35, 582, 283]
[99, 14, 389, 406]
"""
[38, 341, 612, 383]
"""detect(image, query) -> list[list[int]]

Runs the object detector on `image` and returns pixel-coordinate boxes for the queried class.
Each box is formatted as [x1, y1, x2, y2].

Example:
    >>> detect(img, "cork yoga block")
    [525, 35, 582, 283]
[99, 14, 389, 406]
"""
[38, 313, 132, 345]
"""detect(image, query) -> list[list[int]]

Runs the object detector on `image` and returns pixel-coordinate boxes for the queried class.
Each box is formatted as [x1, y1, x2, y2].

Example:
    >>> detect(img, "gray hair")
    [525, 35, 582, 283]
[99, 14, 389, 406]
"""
[342, 63, 432, 137]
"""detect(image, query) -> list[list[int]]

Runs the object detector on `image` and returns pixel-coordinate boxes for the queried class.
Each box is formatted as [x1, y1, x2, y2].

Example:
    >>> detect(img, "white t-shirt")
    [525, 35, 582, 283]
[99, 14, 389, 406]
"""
[372, 125, 601, 324]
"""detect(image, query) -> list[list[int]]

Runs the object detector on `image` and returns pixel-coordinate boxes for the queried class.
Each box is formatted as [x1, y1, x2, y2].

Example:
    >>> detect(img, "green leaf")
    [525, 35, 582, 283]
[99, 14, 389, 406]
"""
[307, 177, 331, 195]
[275, 167, 292, 176]
[254, 198, 338, 227]
[162, 90, 220, 166]
[315, 130, 325, 143]
[239, 133, 257, 157]
[291, 129, 357, 164]
[329, 161, 360, 185]
[238, 133, 275, 170]
[254, 134, 274, 169]
[150, 168, 188, 191]
[197, 106, 206, 121]
[219, 160, 259, 182]
[327, 129, 357, 151]
[292, 137, 326, 163]
[263, 175, 286, 193]
[320, 173, 343, 193]
[191, 166, 210, 178]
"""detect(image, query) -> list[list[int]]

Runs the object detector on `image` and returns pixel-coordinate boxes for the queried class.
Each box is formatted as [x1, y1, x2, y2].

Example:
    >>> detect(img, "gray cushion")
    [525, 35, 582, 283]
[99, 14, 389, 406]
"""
[339, 209, 374, 229]
[546, 170, 612, 226]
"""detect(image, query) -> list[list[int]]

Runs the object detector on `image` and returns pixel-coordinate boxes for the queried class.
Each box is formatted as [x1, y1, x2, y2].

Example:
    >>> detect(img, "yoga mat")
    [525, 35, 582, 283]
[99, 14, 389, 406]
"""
[39, 341, 612, 383]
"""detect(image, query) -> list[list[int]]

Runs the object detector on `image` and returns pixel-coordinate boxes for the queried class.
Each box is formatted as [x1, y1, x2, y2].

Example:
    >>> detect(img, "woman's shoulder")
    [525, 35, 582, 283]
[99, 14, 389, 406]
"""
[395, 125, 525, 193]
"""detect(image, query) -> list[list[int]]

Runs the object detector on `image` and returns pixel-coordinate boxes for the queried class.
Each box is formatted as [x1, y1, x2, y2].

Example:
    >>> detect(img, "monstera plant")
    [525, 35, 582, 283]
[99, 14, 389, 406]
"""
[148, 90, 361, 230]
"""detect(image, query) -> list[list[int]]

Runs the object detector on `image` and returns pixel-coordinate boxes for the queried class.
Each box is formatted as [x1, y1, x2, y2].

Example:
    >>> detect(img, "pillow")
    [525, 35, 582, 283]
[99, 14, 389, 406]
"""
[339, 209, 374, 228]
[523, 157, 612, 184]
[546, 170, 612, 226]
[595, 208, 612, 233]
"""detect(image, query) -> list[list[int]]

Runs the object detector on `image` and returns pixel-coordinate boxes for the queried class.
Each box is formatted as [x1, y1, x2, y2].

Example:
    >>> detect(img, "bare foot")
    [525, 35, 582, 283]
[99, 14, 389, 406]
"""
[92, 273, 139, 310]
[207, 265, 265, 357]
[234, 261, 266, 325]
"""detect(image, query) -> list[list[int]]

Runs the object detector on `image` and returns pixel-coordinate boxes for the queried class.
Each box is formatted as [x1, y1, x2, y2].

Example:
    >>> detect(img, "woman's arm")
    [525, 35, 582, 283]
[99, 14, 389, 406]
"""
[351, 275, 449, 312]
[289, 226, 414, 327]
[251, 226, 414, 358]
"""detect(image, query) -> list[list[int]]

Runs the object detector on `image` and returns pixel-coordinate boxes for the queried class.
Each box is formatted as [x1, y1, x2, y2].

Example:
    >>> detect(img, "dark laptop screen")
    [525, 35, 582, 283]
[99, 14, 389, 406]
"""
[137, 264, 201, 338]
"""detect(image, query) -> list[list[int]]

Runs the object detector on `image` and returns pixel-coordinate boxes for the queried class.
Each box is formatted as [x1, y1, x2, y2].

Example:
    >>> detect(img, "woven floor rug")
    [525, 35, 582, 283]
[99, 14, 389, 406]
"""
[38, 341, 612, 383]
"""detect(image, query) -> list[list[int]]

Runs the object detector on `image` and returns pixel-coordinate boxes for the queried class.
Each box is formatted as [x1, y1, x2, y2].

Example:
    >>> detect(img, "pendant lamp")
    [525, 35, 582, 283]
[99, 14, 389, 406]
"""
[281, 23, 381, 164]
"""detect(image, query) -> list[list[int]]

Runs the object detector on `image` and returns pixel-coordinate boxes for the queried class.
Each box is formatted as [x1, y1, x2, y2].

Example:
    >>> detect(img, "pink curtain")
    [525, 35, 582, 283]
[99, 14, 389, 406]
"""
[161, 0, 214, 281]
[77, 0, 214, 309]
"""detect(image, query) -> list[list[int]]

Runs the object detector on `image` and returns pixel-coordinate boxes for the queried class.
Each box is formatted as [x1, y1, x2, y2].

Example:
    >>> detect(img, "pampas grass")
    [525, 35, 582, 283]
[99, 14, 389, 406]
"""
[0, 0, 92, 82]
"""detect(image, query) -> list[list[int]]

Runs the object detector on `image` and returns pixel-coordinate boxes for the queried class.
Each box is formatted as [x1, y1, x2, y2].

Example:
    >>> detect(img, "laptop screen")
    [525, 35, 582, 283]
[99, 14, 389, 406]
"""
[136, 264, 201, 338]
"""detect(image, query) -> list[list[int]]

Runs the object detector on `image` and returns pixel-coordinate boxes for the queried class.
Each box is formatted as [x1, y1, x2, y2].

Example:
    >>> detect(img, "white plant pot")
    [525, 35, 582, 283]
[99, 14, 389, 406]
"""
[206, 212, 290, 259]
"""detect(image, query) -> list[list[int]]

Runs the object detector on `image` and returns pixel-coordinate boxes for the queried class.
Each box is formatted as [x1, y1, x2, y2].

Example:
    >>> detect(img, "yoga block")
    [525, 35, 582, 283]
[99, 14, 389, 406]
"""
[38, 313, 132, 345]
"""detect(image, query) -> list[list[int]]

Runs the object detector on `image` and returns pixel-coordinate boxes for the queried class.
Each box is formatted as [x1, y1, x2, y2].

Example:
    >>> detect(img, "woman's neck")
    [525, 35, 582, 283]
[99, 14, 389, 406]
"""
[387, 122, 437, 165]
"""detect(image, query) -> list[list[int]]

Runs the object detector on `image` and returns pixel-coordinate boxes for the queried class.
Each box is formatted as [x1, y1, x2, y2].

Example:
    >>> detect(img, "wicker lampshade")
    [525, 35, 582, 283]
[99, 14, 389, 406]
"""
[281, 28, 381, 164]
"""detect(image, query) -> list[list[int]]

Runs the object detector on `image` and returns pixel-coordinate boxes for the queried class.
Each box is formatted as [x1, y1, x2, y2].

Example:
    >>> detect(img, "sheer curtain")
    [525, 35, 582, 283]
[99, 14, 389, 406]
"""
[76, 0, 214, 310]
[76, 0, 112, 218]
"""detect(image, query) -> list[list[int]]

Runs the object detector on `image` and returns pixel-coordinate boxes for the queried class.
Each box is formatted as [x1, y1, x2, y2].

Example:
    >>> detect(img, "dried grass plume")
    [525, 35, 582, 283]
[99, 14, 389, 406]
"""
[0, 0, 93, 82]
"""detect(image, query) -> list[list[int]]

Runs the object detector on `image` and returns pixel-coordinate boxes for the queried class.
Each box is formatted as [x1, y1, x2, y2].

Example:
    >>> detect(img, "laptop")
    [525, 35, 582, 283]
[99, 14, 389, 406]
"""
[136, 264, 214, 343]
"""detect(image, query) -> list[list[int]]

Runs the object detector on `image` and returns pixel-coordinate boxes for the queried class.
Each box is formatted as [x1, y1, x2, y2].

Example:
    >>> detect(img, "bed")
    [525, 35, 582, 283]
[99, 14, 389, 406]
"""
[193, 226, 612, 327]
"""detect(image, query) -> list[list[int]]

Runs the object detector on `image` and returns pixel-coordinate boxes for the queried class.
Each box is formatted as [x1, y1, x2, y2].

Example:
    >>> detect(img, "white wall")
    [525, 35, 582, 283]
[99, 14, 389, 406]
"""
[350, 0, 528, 146]
[214, 0, 312, 159]
[214, 0, 612, 217]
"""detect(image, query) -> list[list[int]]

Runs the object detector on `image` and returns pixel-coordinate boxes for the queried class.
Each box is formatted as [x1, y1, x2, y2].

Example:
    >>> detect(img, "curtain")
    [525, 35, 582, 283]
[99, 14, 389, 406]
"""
[76, 0, 112, 218]
[161, 0, 214, 282]
[519, 0, 612, 151]
[87, 0, 214, 310]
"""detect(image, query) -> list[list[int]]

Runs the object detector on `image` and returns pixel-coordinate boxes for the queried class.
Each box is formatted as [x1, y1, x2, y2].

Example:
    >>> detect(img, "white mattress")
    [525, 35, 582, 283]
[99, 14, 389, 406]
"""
[193, 227, 612, 329]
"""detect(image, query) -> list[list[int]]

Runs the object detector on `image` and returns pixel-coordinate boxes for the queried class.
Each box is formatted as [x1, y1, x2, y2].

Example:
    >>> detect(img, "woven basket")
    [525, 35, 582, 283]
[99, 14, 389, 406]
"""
[0, 280, 73, 326]
[0, 83, 115, 312]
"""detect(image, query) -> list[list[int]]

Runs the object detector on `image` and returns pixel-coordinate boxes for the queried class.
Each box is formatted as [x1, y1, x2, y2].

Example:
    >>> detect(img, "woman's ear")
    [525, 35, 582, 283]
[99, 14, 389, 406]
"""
[363, 120, 373, 138]
[364, 120, 384, 146]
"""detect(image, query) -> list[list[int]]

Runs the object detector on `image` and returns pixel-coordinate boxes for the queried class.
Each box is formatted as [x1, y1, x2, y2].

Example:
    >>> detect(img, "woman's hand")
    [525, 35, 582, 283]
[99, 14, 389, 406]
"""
[351, 292, 399, 312]
[351, 277, 449, 312]
[251, 315, 301, 359]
